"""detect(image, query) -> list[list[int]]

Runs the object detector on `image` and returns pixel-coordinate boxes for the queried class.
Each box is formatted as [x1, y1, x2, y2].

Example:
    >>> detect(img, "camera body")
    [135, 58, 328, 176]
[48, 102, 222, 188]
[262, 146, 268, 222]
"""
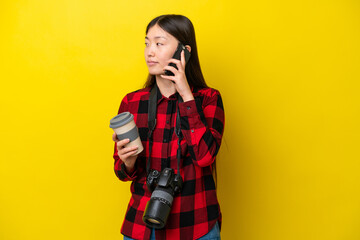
[143, 168, 183, 229]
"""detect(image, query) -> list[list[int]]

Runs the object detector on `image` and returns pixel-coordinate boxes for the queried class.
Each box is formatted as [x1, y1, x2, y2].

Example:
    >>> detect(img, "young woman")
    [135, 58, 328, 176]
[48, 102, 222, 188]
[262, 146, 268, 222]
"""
[112, 14, 225, 240]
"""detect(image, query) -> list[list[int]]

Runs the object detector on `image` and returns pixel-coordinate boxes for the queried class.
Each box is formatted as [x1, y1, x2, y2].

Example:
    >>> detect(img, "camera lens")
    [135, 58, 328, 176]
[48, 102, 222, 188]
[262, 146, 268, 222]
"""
[147, 219, 160, 224]
[143, 186, 174, 229]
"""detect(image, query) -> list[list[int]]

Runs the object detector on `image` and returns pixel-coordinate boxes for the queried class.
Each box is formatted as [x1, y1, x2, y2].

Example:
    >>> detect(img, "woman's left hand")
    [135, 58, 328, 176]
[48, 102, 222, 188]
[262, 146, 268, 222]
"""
[160, 50, 194, 102]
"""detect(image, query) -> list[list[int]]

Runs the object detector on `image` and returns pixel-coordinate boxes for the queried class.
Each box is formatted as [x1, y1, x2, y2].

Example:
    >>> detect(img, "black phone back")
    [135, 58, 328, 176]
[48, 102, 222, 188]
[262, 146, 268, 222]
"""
[164, 43, 191, 76]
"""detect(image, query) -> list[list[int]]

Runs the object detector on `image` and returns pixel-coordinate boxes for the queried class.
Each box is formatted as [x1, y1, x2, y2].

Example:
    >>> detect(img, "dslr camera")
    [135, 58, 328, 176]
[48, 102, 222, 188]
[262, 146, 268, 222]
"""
[143, 168, 183, 229]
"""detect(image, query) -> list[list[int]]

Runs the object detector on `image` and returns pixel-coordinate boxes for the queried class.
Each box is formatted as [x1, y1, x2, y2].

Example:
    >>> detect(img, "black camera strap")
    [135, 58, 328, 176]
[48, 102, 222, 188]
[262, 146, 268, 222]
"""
[147, 84, 183, 179]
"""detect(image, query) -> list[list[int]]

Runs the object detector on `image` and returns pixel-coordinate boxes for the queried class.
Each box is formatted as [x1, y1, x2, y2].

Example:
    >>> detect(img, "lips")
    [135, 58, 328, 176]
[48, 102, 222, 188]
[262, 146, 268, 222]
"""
[147, 61, 158, 66]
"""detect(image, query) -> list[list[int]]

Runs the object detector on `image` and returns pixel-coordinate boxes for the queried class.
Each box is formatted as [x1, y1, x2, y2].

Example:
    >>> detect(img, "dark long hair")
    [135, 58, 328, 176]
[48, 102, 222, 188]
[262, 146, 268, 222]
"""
[143, 14, 208, 89]
[143, 15, 218, 187]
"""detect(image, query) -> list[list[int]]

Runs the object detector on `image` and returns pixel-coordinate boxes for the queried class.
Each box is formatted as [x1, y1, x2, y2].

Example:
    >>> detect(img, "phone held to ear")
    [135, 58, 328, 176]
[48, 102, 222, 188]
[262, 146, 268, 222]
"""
[164, 43, 191, 76]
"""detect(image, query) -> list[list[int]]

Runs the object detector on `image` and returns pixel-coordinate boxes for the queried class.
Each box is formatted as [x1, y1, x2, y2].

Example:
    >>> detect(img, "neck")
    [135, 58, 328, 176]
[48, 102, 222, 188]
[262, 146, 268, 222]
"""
[155, 75, 176, 98]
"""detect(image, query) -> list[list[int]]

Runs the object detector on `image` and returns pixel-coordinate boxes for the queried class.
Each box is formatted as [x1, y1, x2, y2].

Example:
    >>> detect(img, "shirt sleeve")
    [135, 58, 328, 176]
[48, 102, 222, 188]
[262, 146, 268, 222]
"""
[178, 89, 225, 167]
[113, 95, 138, 181]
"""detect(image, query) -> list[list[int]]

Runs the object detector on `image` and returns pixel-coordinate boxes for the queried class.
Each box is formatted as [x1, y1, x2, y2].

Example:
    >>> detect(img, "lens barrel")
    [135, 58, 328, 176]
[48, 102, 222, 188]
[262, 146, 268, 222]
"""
[143, 187, 174, 229]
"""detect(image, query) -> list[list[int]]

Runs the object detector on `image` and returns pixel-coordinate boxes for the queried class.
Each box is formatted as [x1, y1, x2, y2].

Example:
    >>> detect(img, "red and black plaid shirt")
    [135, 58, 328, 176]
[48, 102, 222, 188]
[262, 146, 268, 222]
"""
[113, 84, 225, 240]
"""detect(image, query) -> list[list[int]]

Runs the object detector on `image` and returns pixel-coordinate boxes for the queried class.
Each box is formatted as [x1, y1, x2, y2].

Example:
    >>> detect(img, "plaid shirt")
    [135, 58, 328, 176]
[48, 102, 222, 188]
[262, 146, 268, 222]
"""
[113, 84, 225, 240]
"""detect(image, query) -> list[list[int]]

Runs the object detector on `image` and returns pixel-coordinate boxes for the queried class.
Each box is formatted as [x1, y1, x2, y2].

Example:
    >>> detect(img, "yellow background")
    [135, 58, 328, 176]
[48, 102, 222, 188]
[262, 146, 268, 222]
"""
[1, 0, 359, 239]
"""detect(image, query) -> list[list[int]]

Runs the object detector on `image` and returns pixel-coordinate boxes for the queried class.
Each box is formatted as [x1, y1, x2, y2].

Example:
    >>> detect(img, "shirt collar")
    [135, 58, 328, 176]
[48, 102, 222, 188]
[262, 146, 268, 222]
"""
[151, 84, 197, 104]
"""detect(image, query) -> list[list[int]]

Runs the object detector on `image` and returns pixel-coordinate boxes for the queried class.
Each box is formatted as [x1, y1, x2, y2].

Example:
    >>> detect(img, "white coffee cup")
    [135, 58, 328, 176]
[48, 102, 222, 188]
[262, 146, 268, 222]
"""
[110, 112, 143, 156]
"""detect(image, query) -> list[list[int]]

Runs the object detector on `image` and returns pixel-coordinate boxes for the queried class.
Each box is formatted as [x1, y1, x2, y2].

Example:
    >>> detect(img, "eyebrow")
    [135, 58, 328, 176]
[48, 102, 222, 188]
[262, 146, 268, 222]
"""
[145, 36, 167, 40]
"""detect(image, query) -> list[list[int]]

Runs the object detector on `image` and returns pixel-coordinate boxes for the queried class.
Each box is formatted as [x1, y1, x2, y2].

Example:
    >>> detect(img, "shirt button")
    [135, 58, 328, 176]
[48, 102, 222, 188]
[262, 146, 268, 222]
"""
[191, 129, 194, 133]
[164, 138, 168, 143]
[166, 120, 170, 124]
[187, 106, 191, 110]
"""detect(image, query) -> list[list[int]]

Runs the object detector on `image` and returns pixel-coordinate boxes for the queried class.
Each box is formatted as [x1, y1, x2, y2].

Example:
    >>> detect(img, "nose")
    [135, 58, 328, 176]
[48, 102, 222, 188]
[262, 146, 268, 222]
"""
[146, 44, 155, 57]
[147, 49, 154, 57]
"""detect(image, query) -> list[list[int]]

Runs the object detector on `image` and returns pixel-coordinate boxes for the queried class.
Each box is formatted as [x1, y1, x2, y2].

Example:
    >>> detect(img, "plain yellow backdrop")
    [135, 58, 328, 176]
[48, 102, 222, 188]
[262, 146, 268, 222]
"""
[1, 0, 359, 239]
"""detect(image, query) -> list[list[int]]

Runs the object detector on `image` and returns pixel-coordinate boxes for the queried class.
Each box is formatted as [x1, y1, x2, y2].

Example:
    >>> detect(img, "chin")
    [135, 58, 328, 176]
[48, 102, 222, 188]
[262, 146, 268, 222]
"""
[148, 70, 163, 76]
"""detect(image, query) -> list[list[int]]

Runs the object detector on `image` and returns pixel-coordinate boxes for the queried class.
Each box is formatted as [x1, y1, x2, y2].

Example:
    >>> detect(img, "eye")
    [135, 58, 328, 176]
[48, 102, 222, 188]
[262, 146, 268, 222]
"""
[156, 43, 163, 46]
[145, 42, 149, 46]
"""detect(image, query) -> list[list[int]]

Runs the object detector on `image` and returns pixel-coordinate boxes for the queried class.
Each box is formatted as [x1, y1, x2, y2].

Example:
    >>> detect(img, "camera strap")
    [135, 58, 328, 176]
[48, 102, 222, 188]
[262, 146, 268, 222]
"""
[147, 84, 183, 179]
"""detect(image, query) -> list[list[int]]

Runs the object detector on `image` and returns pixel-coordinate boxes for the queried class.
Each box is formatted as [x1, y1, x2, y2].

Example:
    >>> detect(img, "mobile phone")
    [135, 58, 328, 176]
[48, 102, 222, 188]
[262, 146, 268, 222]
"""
[164, 43, 191, 76]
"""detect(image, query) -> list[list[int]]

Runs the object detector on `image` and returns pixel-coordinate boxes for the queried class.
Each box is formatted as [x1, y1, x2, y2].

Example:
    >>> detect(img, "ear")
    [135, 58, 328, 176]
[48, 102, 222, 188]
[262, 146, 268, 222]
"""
[185, 45, 191, 53]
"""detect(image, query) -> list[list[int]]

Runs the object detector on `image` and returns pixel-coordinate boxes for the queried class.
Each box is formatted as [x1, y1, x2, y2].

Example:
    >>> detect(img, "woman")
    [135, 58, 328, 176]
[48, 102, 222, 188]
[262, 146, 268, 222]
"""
[112, 14, 225, 240]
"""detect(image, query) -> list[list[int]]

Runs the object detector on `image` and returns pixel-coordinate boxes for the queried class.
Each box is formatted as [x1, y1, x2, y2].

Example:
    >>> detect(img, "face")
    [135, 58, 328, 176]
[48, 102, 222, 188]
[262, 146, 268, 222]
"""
[145, 24, 179, 76]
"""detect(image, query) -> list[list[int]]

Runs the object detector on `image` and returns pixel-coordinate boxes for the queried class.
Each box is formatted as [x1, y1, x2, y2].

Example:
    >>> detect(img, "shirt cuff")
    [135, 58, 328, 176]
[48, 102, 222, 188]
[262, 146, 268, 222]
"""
[178, 98, 202, 117]
[120, 162, 137, 179]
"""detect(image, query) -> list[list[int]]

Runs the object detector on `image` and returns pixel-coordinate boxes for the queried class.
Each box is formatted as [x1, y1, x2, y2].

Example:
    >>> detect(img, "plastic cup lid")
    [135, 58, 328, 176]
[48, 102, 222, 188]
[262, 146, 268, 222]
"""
[109, 112, 134, 129]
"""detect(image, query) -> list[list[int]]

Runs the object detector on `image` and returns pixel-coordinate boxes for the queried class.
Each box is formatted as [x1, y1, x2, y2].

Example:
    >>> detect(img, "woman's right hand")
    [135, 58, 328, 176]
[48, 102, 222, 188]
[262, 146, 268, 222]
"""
[112, 133, 138, 173]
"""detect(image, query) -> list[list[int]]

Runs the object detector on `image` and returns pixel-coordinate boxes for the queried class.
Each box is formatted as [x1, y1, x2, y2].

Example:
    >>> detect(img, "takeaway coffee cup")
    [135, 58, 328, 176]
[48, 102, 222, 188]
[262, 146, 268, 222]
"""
[110, 112, 143, 156]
